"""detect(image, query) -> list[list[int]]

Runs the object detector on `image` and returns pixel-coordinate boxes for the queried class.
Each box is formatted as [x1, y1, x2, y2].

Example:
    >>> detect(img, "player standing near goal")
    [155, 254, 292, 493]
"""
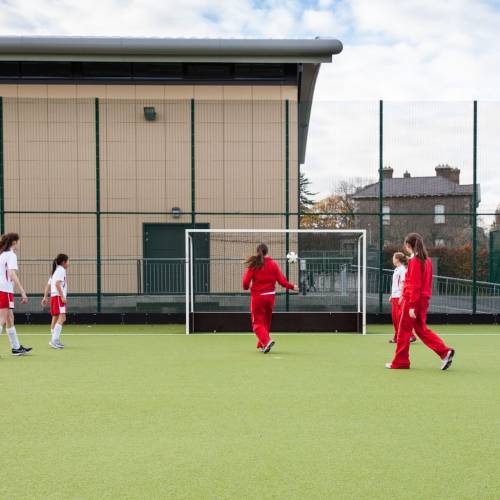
[386, 233, 455, 370]
[242, 243, 298, 353]
[0, 233, 32, 356]
[41, 254, 69, 349]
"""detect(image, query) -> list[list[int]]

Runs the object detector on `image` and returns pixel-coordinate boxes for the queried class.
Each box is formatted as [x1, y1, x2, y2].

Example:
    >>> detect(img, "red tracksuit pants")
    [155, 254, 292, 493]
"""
[251, 293, 275, 348]
[391, 297, 401, 341]
[391, 298, 416, 342]
[391, 298, 451, 368]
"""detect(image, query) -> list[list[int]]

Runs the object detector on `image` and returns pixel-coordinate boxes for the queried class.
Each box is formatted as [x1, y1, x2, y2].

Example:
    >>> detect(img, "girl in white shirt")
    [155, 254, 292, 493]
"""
[42, 254, 69, 349]
[0, 232, 31, 355]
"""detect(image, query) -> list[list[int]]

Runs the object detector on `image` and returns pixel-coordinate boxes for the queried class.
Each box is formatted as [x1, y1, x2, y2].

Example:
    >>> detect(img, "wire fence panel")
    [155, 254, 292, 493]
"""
[0, 96, 498, 314]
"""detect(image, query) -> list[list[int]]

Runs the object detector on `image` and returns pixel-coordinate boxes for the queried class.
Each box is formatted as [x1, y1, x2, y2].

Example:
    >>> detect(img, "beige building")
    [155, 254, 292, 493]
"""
[0, 37, 342, 310]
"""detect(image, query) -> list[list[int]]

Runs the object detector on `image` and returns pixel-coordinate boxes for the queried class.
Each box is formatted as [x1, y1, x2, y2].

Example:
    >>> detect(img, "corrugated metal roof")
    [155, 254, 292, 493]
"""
[352, 177, 476, 198]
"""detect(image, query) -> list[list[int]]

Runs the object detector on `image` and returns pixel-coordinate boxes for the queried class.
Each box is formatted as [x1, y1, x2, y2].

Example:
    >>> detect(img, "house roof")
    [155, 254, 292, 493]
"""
[352, 177, 477, 199]
[0, 37, 342, 63]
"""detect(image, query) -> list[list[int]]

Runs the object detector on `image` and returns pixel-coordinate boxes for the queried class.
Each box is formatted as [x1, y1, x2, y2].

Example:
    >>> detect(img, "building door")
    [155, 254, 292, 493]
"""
[143, 223, 209, 294]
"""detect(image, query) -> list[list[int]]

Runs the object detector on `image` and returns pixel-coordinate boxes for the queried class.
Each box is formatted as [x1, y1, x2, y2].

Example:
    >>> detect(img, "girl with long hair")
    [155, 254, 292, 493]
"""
[41, 254, 69, 349]
[386, 233, 455, 370]
[0, 233, 32, 355]
[242, 243, 298, 353]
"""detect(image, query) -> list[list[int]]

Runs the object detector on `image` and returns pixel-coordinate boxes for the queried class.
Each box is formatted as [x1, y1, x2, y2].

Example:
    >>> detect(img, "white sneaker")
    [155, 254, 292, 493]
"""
[56, 341, 65, 348]
[441, 349, 455, 370]
[385, 362, 393, 369]
[49, 341, 63, 349]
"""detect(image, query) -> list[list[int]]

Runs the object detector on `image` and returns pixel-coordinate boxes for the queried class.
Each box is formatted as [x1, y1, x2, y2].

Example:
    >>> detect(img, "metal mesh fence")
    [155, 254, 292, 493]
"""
[0, 97, 498, 315]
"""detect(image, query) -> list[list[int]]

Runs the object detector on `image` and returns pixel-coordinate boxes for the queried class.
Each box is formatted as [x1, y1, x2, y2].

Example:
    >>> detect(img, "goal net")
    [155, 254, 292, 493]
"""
[185, 229, 366, 334]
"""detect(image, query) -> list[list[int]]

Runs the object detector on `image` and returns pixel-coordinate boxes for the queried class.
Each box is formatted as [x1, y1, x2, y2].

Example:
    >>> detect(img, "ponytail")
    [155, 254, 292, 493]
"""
[404, 233, 428, 268]
[245, 243, 268, 269]
[51, 253, 69, 274]
[393, 252, 407, 266]
[0, 232, 19, 253]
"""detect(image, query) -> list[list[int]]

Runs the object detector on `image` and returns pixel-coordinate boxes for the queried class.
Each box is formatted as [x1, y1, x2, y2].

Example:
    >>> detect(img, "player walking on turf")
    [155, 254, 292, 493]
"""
[389, 252, 416, 344]
[242, 243, 298, 353]
[386, 233, 455, 370]
[41, 253, 69, 349]
[0, 233, 32, 356]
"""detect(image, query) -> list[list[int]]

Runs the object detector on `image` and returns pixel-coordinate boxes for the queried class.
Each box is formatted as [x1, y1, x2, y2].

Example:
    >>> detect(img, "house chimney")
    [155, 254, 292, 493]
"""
[435, 164, 460, 183]
[403, 171, 411, 178]
[383, 166, 393, 179]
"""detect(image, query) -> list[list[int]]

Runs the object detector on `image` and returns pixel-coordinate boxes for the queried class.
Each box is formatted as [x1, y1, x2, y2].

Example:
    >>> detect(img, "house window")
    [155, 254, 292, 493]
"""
[434, 239, 446, 247]
[434, 204, 445, 224]
[382, 206, 390, 225]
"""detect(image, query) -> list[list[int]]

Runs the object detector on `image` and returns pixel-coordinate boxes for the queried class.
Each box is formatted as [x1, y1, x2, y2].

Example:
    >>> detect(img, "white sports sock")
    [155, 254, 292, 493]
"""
[53, 323, 62, 343]
[7, 327, 20, 350]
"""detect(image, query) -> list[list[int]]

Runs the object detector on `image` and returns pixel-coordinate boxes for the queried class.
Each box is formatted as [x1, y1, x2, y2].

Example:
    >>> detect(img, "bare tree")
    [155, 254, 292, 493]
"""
[301, 177, 372, 229]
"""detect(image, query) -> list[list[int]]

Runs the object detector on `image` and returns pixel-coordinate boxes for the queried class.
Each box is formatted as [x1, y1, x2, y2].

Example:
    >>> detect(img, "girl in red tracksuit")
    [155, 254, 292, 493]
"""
[242, 243, 298, 353]
[386, 233, 455, 370]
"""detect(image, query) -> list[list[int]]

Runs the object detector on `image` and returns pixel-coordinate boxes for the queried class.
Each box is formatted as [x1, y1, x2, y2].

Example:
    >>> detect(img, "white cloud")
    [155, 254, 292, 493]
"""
[0, 0, 498, 215]
[307, 0, 500, 218]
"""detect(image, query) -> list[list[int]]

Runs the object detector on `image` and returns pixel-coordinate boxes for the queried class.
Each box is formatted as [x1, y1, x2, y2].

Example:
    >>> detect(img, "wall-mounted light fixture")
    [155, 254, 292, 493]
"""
[144, 106, 156, 121]
[171, 207, 181, 219]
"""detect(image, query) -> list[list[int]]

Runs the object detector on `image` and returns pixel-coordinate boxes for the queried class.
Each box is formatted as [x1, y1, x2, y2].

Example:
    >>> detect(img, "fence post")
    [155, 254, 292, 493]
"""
[285, 99, 290, 312]
[472, 100, 478, 314]
[0, 96, 4, 234]
[191, 98, 196, 227]
[95, 98, 102, 313]
[378, 100, 384, 313]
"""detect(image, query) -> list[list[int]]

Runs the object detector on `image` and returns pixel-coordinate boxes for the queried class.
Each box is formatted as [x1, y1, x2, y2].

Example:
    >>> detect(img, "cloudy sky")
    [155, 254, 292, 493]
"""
[0, 0, 499, 214]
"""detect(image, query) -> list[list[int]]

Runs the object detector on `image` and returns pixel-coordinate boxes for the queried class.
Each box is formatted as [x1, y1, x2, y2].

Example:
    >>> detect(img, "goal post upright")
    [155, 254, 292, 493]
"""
[362, 230, 367, 335]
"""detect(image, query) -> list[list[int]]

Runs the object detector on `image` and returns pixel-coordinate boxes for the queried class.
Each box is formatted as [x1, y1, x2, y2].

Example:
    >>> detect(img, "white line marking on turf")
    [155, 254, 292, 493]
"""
[18, 332, 500, 336]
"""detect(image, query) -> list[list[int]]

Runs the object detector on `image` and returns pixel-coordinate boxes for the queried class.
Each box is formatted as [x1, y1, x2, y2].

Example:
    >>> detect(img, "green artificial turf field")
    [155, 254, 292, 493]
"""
[1, 324, 499, 499]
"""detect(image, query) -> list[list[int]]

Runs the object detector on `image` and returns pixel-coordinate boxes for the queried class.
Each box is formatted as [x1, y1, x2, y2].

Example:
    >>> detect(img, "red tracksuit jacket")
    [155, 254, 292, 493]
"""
[242, 256, 294, 295]
[402, 256, 433, 307]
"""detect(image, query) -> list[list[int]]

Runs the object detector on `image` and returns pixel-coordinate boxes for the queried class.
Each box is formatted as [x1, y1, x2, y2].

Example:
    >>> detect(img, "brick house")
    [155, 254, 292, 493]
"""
[352, 165, 479, 247]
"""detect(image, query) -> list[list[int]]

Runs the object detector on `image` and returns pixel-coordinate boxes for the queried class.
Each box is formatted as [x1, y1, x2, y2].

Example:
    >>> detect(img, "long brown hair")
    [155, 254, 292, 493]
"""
[52, 253, 69, 274]
[0, 233, 19, 253]
[404, 233, 428, 267]
[245, 243, 268, 269]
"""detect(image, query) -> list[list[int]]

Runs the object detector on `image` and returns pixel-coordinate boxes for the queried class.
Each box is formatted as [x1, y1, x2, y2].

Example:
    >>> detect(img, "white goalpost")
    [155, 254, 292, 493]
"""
[185, 229, 367, 335]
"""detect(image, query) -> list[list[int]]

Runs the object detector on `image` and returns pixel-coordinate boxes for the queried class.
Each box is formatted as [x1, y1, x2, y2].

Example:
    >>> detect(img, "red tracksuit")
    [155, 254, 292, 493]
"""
[242, 256, 294, 348]
[391, 256, 452, 368]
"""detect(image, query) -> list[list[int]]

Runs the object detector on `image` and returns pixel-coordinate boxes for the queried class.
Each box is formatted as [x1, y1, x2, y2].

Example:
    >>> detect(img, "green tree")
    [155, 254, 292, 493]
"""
[299, 171, 317, 213]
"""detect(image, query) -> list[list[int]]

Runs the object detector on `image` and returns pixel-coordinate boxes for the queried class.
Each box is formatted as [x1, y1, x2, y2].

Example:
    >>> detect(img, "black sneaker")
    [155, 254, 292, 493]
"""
[441, 349, 455, 371]
[12, 345, 32, 356]
[263, 340, 275, 354]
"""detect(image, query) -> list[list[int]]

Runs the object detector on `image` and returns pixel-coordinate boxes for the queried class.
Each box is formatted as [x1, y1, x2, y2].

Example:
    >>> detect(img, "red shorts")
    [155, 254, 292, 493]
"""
[51, 296, 67, 316]
[0, 291, 14, 309]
